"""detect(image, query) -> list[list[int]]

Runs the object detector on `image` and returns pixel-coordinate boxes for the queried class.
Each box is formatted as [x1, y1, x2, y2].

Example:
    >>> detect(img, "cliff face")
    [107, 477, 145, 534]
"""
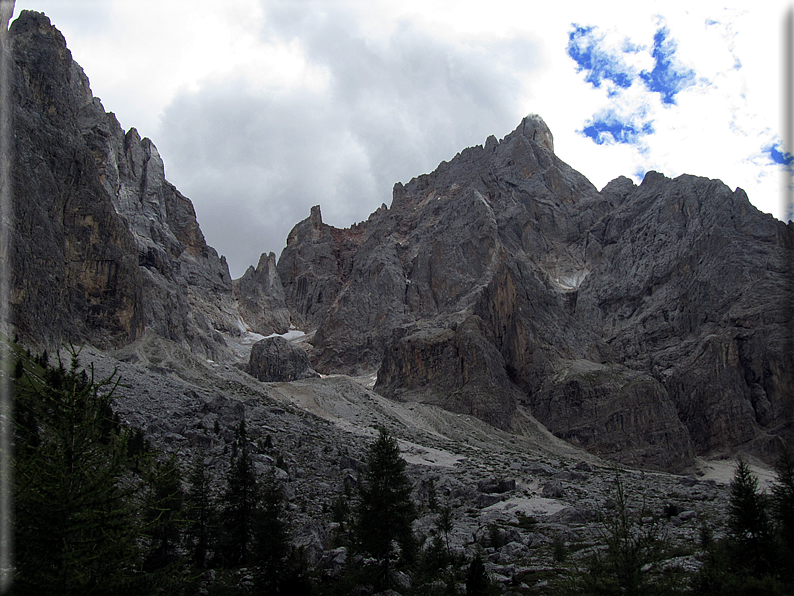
[8, 11, 240, 359]
[8, 11, 144, 348]
[277, 115, 793, 471]
[7, 10, 792, 472]
[234, 252, 290, 336]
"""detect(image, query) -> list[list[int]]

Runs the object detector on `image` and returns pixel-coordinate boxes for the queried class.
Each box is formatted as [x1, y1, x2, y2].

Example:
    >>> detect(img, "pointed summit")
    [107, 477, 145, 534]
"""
[519, 113, 554, 153]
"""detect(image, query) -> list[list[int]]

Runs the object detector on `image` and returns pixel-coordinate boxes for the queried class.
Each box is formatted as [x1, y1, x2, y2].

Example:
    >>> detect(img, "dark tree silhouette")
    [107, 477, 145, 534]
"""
[185, 450, 216, 569]
[11, 349, 145, 594]
[354, 426, 416, 589]
[219, 419, 260, 567]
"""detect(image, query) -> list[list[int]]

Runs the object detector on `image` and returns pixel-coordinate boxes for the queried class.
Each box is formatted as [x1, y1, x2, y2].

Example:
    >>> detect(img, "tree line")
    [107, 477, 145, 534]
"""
[5, 345, 793, 595]
[5, 347, 492, 595]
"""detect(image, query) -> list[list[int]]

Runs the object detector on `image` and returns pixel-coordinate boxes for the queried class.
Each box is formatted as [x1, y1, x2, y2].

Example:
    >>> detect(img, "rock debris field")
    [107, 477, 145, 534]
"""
[69, 335, 767, 591]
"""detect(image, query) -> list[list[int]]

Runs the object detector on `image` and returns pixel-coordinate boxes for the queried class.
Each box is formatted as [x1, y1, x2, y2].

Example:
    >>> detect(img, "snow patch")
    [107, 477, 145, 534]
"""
[484, 496, 568, 517]
[266, 329, 307, 342]
[554, 269, 590, 290]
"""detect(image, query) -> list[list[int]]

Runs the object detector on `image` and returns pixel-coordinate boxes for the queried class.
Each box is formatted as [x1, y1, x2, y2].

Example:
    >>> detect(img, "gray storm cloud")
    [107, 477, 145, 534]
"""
[157, 4, 540, 277]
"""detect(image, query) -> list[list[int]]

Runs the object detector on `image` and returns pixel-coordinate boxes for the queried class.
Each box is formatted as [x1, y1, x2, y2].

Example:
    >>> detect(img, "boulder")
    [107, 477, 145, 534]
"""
[248, 336, 319, 382]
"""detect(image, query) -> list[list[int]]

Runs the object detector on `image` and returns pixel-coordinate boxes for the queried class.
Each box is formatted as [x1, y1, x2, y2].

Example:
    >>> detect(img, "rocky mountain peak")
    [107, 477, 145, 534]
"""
[518, 113, 554, 153]
[7, 10, 792, 475]
[9, 10, 240, 359]
[277, 115, 793, 471]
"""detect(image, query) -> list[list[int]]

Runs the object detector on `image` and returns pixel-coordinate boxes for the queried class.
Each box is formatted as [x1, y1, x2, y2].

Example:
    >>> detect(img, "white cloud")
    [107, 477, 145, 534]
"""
[11, 1, 792, 277]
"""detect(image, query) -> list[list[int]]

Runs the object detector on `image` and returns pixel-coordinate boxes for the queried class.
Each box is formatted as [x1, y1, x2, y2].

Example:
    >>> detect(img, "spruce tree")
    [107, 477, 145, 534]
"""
[727, 458, 774, 576]
[354, 426, 416, 589]
[185, 450, 216, 569]
[219, 419, 260, 567]
[143, 455, 185, 572]
[11, 349, 145, 595]
[466, 553, 491, 596]
[772, 450, 794, 558]
[253, 468, 294, 594]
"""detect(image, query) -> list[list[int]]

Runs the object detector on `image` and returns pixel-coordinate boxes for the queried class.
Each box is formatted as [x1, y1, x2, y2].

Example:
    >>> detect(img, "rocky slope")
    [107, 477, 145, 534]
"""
[7, 10, 241, 360]
[73, 339, 746, 593]
[6, 10, 792, 474]
[276, 118, 793, 471]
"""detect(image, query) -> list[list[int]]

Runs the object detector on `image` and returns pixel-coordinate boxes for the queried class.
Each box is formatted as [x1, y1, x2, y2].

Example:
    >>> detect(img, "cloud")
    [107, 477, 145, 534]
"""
[766, 141, 794, 169]
[157, 5, 538, 277]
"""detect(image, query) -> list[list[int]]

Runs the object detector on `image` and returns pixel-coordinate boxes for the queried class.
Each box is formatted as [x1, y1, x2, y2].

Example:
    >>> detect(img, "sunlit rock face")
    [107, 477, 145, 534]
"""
[8, 8, 792, 472]
[9, 10, 239, 360]
[278, 114, 793, 471]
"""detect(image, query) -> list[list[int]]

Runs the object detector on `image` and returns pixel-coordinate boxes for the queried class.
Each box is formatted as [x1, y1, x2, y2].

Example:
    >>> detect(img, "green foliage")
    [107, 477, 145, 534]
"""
[354, 426, 416, 590]
[252, 469, 292, 593]
[11, 348, 146, 594]
[771, 450, 794, 564]
[465, 552, 492, 596]
[693, 456, 794, 595]
[185, 450, 217, 569]
[435, 505, 453, 560]
[331, 493, 350, 527]
[575, 474, 677, 596]
[552, 534, 568, 563]
[218, 420, 260, 567]
[727, 458, 774, 574]
[426, 477, 438, 512]
[142, 455, 185, 573]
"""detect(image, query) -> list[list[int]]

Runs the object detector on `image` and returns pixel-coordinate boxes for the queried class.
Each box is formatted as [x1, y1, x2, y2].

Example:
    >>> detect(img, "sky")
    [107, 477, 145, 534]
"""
[10, 0, 794, 278]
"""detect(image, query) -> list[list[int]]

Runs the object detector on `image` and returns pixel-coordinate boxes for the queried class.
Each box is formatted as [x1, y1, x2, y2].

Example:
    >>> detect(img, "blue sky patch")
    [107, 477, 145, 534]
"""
[568, 22, 697, 106]
[580, 112, 654, 146]
[768, 142, 794, 168]
[566, 25, 636, 90]
[639, 26, 696, 105]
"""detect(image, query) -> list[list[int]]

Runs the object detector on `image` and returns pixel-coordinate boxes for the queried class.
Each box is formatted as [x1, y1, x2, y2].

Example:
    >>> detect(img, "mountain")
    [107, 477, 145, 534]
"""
[6, 10, 793, 473]
[276, 120, 794, 471]
[7, 10, 241, 360]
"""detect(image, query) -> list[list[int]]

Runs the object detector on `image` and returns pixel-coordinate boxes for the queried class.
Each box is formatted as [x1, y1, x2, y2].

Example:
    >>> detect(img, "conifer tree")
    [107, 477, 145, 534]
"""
[219, 419, 260, 567]
[354, 426, 416, 589]
[11, 349, 145, 594]
[253, 467, 294, 594]
[772, 450, 794, 558]
[143, 455, 185, 572]
[185, 450, 216, 569]
[466, 553, 491, 596]
[727, 458, 774, 576]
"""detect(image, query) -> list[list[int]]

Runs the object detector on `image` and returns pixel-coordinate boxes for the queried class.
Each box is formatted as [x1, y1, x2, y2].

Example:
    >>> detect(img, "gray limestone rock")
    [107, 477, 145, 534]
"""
[248, 336, 319, 382]
[234, 252, 290, 336]
[276, 114, 793, 471]
[8, 11, 239, 360]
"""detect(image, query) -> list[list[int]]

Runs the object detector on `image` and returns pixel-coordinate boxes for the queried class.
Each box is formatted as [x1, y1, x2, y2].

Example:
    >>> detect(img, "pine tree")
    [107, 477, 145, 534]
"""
[11, 349, 145, 595]
[727, 458, 774, 576]
[219, 419, 260, 567]
[143, 456, 185, 572]
[577, 474, 671, 596]
[354, 426, 416, 589]
[466, 553, 491, 596]
[185, 450, 216, 569]
[772, 451, 794, 587]
[436, 505, 454, 561]
[253, 467, 294, 594]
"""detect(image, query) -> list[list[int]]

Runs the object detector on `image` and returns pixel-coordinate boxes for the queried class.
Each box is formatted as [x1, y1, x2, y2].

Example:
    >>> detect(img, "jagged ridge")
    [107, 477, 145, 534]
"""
[7, 10, 792, 473]
[276, 117, 794, 472]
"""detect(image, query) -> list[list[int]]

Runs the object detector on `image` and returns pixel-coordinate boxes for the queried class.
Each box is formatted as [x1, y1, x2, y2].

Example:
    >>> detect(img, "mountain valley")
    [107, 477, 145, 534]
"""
[4, 9, 794, 594]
